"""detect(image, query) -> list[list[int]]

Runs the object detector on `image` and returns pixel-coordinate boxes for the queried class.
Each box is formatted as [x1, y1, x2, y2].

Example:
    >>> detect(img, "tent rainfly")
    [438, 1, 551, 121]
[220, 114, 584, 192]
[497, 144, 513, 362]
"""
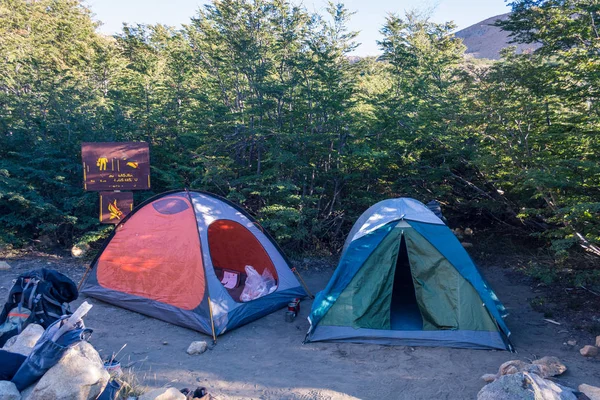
[81, 190, 307, 340]
[306, 198, 512, 351]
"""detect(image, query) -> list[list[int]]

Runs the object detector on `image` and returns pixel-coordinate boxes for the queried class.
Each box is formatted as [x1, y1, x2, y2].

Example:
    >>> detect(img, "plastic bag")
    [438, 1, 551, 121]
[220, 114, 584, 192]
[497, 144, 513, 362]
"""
[240, 266, 277, 302]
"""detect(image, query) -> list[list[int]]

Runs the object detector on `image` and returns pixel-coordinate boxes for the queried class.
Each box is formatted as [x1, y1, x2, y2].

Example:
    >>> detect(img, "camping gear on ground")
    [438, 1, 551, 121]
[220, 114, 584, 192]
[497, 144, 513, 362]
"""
[80, 190, 308, 341]
[285, 311, 296, 322]
[285, 298, 301, 322]
[0, 268, 78, 347]
[0, 350, 26, 380]
[103, 360, 122, 377]
[11, 302, 93, 391]
[180, 387, 208, 399]
[97, 378, 122, 400]
[305, 198, 513, 351]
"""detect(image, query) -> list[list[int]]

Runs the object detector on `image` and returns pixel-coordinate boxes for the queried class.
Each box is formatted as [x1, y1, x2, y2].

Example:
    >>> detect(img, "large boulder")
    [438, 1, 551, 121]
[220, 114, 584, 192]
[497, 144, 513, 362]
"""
[2, 325, 44, 356]
[478, 372, 576, 400]
[25, 342, 109, 400]
[0, 381, 21, 400]
[139, 387, 186, 400]
[579, 384, 600, 400]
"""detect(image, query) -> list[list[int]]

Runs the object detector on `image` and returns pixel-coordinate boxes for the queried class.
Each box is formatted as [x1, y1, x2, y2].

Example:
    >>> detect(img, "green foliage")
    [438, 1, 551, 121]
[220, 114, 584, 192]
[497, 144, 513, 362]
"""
[0, 0, 599, 268]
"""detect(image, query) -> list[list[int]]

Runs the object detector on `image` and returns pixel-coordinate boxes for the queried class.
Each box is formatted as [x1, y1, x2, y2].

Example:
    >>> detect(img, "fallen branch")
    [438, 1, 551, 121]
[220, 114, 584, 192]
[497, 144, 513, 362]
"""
[544, 319, 561, 326]
[580, 285, 600, 297]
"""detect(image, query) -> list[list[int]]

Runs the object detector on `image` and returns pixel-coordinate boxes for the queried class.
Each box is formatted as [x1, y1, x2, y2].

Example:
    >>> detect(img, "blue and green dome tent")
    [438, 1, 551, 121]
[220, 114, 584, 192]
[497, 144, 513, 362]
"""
[306, 198, 513, 351]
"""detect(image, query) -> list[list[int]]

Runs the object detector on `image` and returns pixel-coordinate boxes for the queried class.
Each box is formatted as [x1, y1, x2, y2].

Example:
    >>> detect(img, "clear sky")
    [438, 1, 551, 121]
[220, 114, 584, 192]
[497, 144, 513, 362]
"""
[86, 0, 511, 56]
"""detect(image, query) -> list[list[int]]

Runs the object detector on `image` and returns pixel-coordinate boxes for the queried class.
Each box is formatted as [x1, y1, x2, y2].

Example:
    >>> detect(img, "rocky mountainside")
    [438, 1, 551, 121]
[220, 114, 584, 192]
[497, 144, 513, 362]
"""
[455, 13, 541, 60]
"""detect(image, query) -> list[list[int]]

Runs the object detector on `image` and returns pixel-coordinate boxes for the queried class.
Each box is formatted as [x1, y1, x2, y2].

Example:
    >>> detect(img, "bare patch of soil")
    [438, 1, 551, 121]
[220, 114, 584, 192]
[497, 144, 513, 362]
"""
[1, 253, 599, 399]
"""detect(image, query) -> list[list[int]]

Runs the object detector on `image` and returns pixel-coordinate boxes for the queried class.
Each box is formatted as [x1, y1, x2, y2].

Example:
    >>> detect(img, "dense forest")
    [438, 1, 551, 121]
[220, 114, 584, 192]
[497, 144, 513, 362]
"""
[0, 0, 599, 275]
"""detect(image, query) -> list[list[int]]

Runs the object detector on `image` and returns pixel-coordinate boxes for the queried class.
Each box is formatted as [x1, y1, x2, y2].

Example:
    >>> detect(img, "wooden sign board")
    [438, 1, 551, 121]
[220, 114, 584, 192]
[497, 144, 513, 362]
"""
[82, 142, 150, 191]
[100, 192, 134, 224]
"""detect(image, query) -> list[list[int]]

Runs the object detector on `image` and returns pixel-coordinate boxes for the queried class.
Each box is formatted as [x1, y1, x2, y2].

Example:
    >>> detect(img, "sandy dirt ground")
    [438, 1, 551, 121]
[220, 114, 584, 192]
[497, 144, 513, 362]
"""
[1, 255, 599, 400]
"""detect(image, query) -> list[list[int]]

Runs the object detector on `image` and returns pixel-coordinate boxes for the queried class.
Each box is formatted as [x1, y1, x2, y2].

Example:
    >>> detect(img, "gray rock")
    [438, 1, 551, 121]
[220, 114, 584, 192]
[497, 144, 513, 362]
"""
[481, 374, 497, 383]
[596, 336, 600, 348]
[139, 387, 186, 400]
[477, 372, 577, 400]
[2, 324, 44, 356]
[0, 261, 11, 271]
[186, 341, 207, 355]
[18, 385, 33, 400]
[579, 384, 600, 400]
[27, 342, 109, 400]
[0, 381, 21, 400]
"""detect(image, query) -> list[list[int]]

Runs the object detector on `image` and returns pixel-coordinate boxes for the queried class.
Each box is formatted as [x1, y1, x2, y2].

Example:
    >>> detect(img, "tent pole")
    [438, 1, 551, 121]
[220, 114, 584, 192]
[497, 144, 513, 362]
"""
[207, 297, 217, 344]
[77, 265, 93, 291]
[292, 267, 314, 299]
[185, 188, 218, 344]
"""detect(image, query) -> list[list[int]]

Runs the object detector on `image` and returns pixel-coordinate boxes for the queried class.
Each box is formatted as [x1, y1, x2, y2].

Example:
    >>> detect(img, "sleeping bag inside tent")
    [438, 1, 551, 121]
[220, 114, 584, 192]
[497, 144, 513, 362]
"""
[81, 190, 307, 338]
[306, 198, 512, 350]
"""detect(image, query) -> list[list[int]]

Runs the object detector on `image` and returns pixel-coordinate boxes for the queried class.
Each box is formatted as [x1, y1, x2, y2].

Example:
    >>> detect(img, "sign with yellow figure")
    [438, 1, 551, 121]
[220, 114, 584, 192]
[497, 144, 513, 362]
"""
[99, 192, 134, 224]
[82, 142, 150, 191]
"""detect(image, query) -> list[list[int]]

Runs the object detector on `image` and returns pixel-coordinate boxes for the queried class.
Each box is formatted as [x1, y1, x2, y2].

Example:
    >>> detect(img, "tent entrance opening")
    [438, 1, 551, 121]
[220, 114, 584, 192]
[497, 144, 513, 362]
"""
[390, 235, 423, 331]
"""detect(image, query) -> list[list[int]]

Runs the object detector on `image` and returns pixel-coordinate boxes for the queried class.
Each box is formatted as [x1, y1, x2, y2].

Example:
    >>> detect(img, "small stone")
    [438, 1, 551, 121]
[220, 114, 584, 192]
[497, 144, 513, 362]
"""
[461, 242, 474, 248]
[139, 387, 186, 400]
[579, 384, 600, 400]
[186, 341, 208, 355]
[464, 228, 474, 236]
[596, 336, 600, 348]
[162, 341, 168, 345]
[71, 243, 90, 258]
[481, 374, 497, 383]
[0, 381, 21, 400]
[0, 261, 11, 271]
[567, 340, 577, 346]
[580, 345, 598, 357]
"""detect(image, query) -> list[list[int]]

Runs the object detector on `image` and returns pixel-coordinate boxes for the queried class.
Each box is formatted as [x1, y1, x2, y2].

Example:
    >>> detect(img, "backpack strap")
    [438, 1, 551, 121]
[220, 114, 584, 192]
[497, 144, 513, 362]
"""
[16, 278, 42, 331]
[26, 279, 39, 310]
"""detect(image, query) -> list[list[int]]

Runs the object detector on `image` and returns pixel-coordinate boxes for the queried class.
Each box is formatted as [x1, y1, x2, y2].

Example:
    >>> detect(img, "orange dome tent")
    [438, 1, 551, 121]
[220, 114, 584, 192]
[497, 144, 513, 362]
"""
[81, 190, 308, 340]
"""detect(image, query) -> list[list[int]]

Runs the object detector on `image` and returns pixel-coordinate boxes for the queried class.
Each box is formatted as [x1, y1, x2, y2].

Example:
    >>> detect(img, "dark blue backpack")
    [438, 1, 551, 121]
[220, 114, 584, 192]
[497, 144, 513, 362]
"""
[0, 269, 78, 346]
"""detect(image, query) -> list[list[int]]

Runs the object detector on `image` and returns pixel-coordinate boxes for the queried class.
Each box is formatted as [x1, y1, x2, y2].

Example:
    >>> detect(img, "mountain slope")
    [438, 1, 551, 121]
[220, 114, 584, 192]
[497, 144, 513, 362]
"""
[455, 13, 541, 60]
